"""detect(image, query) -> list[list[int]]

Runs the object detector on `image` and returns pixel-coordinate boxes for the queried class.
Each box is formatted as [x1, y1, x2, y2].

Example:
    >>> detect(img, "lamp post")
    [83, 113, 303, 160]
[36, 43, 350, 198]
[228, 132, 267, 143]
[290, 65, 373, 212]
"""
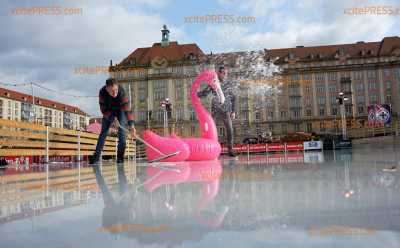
[336, 92, 349, 140]
[161, 98, 172, 136]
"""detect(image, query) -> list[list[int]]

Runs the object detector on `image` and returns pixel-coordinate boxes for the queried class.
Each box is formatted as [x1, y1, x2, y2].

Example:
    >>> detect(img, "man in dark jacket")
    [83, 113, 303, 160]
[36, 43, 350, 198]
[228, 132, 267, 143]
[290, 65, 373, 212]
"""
[89, 78, 136, 164]
[198, 66, 237, 157]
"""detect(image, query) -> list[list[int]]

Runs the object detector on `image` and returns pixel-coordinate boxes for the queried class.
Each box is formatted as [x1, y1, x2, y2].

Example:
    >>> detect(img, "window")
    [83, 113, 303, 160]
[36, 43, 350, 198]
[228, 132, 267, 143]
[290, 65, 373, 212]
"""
[356, 95, 365, 104]
[319, 108, 325, 116]
[44, 109, 52, 126]
[369, 94, 378, 104]
[329, 84, 337, 93]
[306, 109, 312, 116]
[172, 67, 183, 75]
[175, 80, 184, 100]
[304, 86, 311, 94]
[191, 126, 196, 136]
[303, 74, 311, 81]
[306, 123, 312, 133]
[317, 96, 326, 105]
[291, 109, 300, 119]
[176, 107, 184, 121]
[218, 126, 225, 137]
[21, 102, 33, 122]
[268, 111, 274, 119]
[316, 84, 325, 93]
[330, 96, 337, 104]
[63, 112, 73, 129]
[138, 111, 146, 121]
[240, 97, 249, 110]
[255, 112, 261, 121]
[358, 106, 364, 114]
[154, 80, 167, 100]
[155, 109, 164, 122]
[288, 84, 300, 95]
[294, 123, 301, 132]
[367, 70, 376, 79]
[384, 69, 391, 77]
[331, 108, 338, 116]
[138, 81, 147, 103]
[345, 105, 352, 115]
[289, 97, 301, 107]
[354, 71, 363, 80]
[368, 81, 377, 90]
[291, 74, 300, 81]
[280, 111, 287, 118]
[356, 83, 364, 92]
[189, 109, 196, 121]
[79, 116, 85, 129]
[320, 122, 326, 131]
[266, 123, 273, 133]
[386, 95, 392, 104]
[328, 72, 337, 81]
[385, 81, 392, 90]
[281, 124, 287, 134]
[241, 111, 249, 121]
[304, 97, 312, 106]
[315, 73, 325, 81]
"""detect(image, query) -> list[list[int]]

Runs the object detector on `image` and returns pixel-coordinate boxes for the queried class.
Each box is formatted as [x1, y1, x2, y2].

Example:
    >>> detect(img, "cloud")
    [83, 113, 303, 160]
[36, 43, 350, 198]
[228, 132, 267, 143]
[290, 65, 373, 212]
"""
[0, 0, 184, 116]
[211, 0, 399, 51]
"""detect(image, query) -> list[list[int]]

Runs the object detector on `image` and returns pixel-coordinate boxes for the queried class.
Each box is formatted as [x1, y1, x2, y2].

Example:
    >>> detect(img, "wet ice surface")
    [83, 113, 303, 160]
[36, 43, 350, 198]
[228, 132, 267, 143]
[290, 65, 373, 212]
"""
[1, 144, 400, 247]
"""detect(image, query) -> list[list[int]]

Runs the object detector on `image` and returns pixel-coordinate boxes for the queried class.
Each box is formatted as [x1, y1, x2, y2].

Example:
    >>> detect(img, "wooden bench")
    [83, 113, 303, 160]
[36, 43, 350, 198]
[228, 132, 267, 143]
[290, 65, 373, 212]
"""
[0, 119, 135, 159]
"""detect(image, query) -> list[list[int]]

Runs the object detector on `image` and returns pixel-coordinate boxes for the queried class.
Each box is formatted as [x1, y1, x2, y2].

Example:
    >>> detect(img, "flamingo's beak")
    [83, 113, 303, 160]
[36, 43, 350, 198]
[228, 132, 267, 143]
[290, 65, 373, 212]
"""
[214, 77, 225, 104]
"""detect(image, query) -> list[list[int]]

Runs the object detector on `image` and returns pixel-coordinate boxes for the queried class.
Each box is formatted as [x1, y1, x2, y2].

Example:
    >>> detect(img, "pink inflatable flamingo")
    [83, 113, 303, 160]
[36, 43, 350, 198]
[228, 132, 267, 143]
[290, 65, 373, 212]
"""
[144, 69, 225, 161]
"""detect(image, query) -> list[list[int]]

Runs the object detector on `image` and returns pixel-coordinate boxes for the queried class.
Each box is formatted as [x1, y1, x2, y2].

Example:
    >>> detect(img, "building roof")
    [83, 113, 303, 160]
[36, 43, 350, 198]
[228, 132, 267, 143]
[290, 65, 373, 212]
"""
[264, 36, 400, 63]
[206, 37, 400, 65]
[119, 41, 205, 66]
[0, 87, 88, 116]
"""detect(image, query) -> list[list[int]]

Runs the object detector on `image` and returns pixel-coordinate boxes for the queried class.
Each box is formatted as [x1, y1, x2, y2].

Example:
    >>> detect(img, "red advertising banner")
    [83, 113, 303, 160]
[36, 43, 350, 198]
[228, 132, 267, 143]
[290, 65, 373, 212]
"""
[222, 142, 304, 154]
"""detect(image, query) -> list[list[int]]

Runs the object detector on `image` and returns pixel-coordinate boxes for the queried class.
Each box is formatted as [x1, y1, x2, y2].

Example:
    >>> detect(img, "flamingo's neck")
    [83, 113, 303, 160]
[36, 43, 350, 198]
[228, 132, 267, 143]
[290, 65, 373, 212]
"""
[190, 71, 219, 141]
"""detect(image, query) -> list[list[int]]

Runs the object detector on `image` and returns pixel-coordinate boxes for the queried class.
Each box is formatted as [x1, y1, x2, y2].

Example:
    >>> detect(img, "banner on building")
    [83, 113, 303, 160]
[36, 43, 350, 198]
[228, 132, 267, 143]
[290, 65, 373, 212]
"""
[368, 104, 392, 126]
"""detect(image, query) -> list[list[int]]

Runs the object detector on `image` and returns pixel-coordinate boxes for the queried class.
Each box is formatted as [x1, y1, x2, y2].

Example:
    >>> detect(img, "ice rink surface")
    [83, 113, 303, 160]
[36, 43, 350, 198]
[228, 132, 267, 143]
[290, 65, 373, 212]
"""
[1, 143, 400, 247]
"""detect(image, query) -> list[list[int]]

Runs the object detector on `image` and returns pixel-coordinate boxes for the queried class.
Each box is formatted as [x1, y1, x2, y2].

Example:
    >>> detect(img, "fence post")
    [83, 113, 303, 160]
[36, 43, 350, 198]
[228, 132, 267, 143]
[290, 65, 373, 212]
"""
[115, 137, 118, 161]
[77, 129, 81, 162]
[45, 126, 49, 197]
[46, 126, 49, 163]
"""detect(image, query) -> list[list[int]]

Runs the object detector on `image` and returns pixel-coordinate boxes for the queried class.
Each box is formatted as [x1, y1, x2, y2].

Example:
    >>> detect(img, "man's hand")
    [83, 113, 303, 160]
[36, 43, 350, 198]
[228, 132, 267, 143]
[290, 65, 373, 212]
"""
[230, 112, 236, 120]
[130, 126, 137, 138]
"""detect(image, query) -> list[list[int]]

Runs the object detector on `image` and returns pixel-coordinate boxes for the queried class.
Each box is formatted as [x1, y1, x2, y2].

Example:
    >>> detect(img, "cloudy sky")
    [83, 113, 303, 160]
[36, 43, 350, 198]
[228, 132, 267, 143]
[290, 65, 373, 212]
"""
[0, 0, 399, 116]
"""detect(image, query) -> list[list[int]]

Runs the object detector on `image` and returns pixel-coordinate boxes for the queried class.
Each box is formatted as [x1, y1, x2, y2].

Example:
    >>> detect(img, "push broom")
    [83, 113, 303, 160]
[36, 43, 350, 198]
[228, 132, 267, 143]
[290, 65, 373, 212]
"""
[114, 120, 180, 163]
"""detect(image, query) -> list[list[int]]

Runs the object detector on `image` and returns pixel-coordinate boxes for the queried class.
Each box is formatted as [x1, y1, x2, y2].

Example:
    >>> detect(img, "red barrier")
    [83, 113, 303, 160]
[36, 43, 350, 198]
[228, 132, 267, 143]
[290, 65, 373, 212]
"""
[221, 142, 304, 154]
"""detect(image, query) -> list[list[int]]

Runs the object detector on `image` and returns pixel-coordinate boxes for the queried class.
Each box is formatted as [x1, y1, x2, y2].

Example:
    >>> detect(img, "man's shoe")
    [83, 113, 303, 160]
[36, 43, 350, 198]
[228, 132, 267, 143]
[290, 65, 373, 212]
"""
[89, 155, 99, 165]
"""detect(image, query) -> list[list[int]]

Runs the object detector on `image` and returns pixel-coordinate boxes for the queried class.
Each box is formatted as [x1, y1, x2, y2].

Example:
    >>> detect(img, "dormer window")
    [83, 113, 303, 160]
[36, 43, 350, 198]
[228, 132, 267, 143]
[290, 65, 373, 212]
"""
[317, 53, 324, 59]
[4, 92, 10, 97]
[339, 48, 346, 55]
[309, 54, 315, 59]
[288, 52, 295, 59]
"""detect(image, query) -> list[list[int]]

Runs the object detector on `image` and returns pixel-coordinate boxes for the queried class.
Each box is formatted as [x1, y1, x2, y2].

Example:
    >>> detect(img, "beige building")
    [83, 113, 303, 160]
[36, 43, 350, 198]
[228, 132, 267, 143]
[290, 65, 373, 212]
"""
[0, 87, 89, 130]
[112, 26, 400, 144]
